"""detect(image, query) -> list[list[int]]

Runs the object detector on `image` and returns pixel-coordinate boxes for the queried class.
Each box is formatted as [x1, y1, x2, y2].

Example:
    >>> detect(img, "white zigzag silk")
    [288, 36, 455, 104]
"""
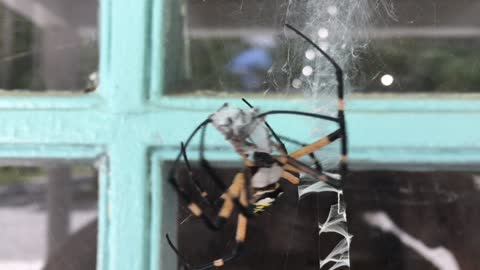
[298, 180, 352, 270]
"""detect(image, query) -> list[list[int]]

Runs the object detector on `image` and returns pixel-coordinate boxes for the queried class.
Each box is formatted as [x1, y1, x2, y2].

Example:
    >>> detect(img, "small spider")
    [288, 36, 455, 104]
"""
[166, 23, 348, 270]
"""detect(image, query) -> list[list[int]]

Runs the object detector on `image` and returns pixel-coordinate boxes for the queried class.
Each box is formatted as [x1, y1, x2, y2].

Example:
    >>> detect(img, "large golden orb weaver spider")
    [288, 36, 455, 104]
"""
[166, 23, 348, 270]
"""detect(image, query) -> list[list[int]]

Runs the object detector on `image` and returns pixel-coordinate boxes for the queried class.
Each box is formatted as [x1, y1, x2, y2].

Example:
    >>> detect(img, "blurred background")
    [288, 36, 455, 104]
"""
[0, 0, 97, 91]
[164, 0, 480, 95]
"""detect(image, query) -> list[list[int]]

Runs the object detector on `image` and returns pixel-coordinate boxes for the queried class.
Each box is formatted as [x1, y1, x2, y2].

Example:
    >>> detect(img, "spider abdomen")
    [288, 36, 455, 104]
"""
[250, 164, 283, 188]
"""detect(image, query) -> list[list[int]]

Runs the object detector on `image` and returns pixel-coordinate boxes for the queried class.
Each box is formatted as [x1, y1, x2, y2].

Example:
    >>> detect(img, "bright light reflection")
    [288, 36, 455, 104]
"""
[318, 28, 329, 39]
[327, 5, 338, 16]
[292, 79, 302, 89]
[302, 66, 313, 76]
[381, 74, 394, 86]
[305, 49, 316, 60]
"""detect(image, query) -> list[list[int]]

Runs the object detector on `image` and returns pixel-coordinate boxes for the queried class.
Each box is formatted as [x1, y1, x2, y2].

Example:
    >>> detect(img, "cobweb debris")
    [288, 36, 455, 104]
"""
[290, 1, 396, 269]
[299, 179, 352, 270]
[319, 238, 350, 270]
[279, 0, 396, 116]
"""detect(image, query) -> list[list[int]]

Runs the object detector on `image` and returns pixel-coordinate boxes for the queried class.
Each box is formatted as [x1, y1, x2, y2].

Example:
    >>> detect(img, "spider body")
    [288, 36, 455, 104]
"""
[209, 103, 273, 155]
[166, 24, 349, 270]
[210, 102, 337, 214]
[209, 103, 286, 212]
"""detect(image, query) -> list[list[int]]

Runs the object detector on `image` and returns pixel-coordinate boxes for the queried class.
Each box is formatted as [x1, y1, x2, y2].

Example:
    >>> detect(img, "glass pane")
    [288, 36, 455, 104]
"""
[0, 162, 98, 270]
[164, 0, 288, 95]
[164, 0, 480, 96]
[0, 1, 98, 92]
[163, 167, 479, 270]
[357, 0, 480, 93]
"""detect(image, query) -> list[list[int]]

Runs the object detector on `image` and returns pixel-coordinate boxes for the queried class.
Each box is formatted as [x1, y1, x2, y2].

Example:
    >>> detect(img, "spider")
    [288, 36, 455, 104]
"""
[166, 23, 348, 270]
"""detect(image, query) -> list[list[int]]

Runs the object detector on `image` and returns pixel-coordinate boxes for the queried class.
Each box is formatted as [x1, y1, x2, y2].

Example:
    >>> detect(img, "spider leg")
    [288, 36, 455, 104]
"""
[256, 110, 339, 123]
[242, 99, 344, 161]
[243, 97, 340, 172]
[276, 155, 341, 189]
[198, 123, 227, 191]
[167, 213, 247, 270]
[192, 215, 247, 270]
[168, 119, 223, 229]
[215, 172, 247, 227]
[277, 134, 323, 171]
[198, 123, 254, 218]
[289, 129, 342, 159]
[180, 142, 212, 204]
[190, 185, 249, 270]
[168, 119, 211, 192]
[254, 110, 346, 182]
[242, 98, 336, 185]
[197, 185, 249, 270]
[285, 23, 348, 177]
[169, 120, 255, 233]
[251, 110, 342, 161]
[168, 119, 243, 230]
[166, 174, 250, 270]
[281, 170, 300, 185]
[173, 172, 249, 235]
[241, 98, 288, 154]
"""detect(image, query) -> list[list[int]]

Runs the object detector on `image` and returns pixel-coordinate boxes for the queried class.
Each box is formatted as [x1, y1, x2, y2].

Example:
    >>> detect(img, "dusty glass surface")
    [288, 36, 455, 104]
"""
[164, 0, 480, 95]
[164, 167, 480, 270]
[0, 163, 98, 270]
[0, 1, 98, 91]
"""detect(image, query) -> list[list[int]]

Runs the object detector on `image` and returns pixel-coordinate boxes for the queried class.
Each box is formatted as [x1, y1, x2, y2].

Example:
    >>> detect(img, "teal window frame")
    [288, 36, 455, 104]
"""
[0, 1, 478, 270]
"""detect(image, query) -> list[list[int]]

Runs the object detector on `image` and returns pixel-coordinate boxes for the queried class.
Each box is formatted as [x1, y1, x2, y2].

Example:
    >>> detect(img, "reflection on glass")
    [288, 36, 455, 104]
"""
[165, 167, 480, 270]
[0, 1, 98, 91]
[164, 0, 480, 95]
[0, 163, 98, 270]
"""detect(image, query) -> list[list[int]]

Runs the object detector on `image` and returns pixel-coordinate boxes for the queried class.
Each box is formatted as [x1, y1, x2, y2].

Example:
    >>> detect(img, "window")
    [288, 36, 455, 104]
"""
[0, 1, 98, 91]
[0, 1, 101, 270]
[163, 0, 480, 95]
[2, 1, 477, 270]
[160, 1, 480, 270]
[168, 166, 480, 269]
[0, 163, 98, 270]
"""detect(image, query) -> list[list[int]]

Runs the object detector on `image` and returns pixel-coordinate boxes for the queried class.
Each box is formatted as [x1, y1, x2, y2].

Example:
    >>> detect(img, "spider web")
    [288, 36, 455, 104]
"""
[267, 0, 396, 111]
[283, 1, 396, 270]
[167, 1, 397, 269]
[299, 180, 352, 270]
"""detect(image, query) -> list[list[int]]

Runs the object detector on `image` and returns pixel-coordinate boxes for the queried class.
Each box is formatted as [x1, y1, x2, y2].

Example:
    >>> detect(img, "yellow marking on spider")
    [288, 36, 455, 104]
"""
[253, 204, 270, 214]
[253, 199, 274, 214]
